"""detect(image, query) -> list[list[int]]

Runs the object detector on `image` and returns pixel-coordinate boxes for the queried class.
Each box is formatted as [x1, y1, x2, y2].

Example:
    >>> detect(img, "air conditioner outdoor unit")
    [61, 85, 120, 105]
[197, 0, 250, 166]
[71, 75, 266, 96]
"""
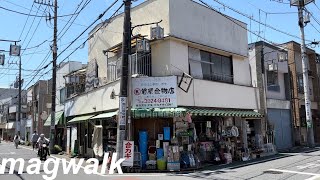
[137, 39, 150, 52]
[150, 26, 164, 40]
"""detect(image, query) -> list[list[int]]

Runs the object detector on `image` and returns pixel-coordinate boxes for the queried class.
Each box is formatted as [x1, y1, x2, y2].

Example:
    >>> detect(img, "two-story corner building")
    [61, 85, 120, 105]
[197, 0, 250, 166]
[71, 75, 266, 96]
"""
[249, 41, 292, 151]
[41, 61, 85, 150]
[27, 80, 52, 138]
[280, 41, 320, 145]
[64, 0, 270, 166]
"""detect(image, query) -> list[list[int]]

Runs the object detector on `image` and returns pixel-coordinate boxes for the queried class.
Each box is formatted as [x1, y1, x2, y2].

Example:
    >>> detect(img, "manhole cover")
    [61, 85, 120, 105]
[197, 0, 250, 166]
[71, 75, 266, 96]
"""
[263, 170, 283, 174]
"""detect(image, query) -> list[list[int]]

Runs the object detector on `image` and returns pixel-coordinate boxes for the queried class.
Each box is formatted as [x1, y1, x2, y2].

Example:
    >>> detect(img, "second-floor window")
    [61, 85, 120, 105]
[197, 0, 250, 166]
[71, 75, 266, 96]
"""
[267, 71, 280, 92]
[189, 47, 233, 83]
[60, 88, 66, 104]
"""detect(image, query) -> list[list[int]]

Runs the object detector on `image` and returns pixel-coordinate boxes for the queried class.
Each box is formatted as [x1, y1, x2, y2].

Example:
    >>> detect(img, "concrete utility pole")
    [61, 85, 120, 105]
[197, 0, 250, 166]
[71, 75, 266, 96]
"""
[291, 0, 315, 147]
[35, 0, 58, 152]
[116, 0, 132, 160]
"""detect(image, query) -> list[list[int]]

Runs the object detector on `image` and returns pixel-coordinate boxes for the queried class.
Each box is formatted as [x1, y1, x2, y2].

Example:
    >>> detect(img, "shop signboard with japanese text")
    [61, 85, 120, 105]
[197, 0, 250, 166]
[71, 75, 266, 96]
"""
[132, 76, 177, 108]
[122, 140, 134, 166]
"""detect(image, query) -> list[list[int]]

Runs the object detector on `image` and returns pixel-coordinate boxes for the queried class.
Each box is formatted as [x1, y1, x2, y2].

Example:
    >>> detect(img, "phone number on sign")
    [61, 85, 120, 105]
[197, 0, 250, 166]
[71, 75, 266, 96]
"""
[138, 98, 171, 103]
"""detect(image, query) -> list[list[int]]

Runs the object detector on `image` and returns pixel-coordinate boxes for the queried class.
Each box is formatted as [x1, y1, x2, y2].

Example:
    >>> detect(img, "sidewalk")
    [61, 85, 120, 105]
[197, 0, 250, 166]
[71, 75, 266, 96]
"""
[19, 143, 320, 174]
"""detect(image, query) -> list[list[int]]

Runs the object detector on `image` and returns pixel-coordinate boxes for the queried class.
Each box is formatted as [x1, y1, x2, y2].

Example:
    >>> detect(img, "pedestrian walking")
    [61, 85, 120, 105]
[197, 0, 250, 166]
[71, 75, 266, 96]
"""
[13, 133, 20, 149]
[31, 131, 39, 151]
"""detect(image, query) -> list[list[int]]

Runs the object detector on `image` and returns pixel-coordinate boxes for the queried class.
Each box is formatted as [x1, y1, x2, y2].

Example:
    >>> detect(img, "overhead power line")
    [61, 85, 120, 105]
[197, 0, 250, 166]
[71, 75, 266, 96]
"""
[58, 0, 93, 40]
[0, 5, 81, 18]
[56, 0, 120, 60]
[209, 0, 313, 42]
[59, 3, 125, 65]
[198, 0, 297, 54]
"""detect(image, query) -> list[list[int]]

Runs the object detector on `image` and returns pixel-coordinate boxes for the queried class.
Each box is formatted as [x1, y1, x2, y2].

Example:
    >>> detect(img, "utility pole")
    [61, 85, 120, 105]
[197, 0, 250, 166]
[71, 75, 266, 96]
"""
[18, 55, 21, 136]
[4, 40, 21, 136]
[35, 0, 58, 152]
[51, 0, 58, 153]
[291, 0, 315, 147]
[116, 0, 131, 160]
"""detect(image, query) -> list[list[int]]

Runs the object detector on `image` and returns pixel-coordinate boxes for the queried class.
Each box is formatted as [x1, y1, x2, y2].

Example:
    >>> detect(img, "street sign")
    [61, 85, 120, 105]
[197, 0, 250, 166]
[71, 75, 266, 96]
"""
[9, 45, 21, 56]
[0, 54, 5, 65]
[122, 140, 134, 166]
[132, 76, 177, 108]
[119, 97, 127, 126]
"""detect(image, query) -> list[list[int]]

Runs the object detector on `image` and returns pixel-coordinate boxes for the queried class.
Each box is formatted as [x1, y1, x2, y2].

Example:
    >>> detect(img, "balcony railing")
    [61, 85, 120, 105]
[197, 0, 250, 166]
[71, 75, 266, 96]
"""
[107, 52, 152, 82]
[131, 52, 152, 77]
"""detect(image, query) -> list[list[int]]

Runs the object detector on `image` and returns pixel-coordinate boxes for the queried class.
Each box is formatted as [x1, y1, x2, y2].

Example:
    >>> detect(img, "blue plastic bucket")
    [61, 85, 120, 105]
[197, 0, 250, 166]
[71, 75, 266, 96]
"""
[139, 141, 148, 154]
[141, 153, 148, 168]
[163, 127, 170, 140]
[139, 131, 148, 141]
[157, 148, 164, 159]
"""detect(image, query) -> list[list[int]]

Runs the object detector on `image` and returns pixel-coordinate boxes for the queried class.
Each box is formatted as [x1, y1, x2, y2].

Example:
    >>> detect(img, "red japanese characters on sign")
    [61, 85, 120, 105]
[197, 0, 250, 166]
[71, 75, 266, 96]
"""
[122, 140, 134, 166]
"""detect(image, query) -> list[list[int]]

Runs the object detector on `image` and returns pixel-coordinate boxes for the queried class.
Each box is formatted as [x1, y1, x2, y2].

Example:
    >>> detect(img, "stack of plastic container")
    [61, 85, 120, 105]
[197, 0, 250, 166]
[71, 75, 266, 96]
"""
[139, 130, 148, 168]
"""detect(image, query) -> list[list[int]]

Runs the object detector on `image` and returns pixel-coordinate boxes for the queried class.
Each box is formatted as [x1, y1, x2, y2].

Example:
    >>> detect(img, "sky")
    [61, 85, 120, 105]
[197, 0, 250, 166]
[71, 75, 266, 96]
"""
[0, 0, 320, 89]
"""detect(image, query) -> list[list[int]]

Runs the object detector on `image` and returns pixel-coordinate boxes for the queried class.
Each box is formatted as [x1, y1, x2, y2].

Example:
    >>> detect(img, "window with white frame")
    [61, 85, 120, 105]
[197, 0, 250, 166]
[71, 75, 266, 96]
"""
[188, 47, 233, 83]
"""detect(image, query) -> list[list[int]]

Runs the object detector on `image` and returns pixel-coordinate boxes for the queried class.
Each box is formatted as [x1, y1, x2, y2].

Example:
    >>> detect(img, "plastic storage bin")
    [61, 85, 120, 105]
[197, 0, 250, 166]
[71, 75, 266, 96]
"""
[157, 159, 166, 170]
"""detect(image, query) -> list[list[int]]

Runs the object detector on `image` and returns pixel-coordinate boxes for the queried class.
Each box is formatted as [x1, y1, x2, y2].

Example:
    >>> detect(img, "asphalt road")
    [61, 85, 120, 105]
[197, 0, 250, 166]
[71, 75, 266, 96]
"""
[1, 141, 320, 180]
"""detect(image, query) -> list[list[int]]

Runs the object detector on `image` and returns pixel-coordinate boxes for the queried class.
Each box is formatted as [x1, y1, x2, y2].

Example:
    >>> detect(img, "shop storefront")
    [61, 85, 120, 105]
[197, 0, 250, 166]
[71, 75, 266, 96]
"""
[130, 107, 275, 172]
[66, 111, 118, 158]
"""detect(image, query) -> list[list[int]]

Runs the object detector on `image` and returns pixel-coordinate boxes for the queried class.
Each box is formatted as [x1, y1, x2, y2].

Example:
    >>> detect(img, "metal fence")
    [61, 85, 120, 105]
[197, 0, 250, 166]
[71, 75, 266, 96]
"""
[107, 52, 152, 82]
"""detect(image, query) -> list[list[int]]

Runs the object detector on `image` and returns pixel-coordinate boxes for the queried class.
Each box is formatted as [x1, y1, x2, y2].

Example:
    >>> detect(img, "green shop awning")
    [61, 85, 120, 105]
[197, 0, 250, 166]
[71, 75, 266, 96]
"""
[132, 108, 186, 118]
[68, 115, 95, 124]
[90, 111, 118, 120]
[44, 111, 64, 126]
[185, 107, 262, 118]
